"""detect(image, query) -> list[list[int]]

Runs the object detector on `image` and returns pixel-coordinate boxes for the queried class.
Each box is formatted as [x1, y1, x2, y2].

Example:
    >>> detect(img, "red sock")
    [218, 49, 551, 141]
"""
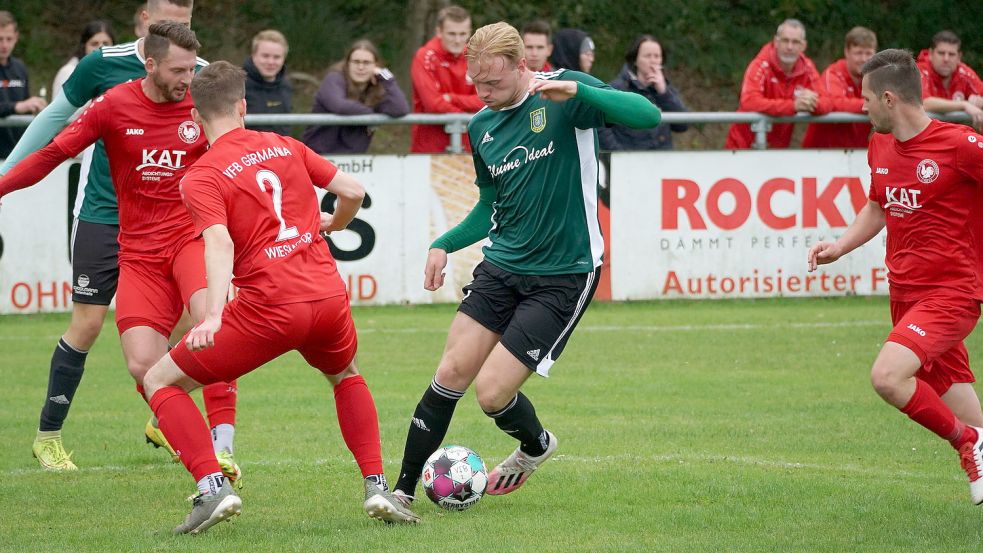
[149, 386, 222, 481]
[203, 380, 238, 427]
[334, 375, 383, 477]
[136, 383, 148, 404]
[901, 379, 974, 448]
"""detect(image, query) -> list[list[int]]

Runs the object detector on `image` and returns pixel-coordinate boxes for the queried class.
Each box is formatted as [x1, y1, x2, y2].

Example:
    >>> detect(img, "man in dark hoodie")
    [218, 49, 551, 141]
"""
[599, 35, 688, 150]
[550, 28, 594, 74]
[244, 29, 292, 136]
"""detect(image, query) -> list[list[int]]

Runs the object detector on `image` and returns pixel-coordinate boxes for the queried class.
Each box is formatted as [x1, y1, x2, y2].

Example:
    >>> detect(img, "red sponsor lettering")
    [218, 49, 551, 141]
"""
[11, 282, 31, 309]
[705, 179, 751, 230]
[661, 176, 867, 230]
[8, 281, 72, 310]
[343, 274, 378, 301]
[661, 269, 882, 296]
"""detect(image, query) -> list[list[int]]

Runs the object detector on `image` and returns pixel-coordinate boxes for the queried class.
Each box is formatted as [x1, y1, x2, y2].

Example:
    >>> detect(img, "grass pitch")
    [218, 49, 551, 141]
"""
[2, 298, 983, 552]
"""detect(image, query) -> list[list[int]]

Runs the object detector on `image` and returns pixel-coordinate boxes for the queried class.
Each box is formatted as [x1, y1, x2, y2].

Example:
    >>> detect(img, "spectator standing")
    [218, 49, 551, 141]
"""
[599, 35, 688, 150]
[917, 30, 983, 130]
[802, 26, 877, 148]
[52, 21, 116, 100]
[244, 29, 292, 136]
[521, 20, 553, 72]
[0, 11, 47, 158]
[550, 28, 594, 74]
[726, 19, 828, 149]
[410, 5, 483, 153]
[302, 39, 409, 154]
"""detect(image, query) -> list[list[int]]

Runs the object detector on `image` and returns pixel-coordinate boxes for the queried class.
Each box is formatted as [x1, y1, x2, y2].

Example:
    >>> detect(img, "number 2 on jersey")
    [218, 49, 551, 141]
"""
[256, 169, 299, 242]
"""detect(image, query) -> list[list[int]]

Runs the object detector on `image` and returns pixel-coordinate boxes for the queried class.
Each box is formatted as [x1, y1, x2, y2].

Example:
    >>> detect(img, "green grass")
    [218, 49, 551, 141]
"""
[2, 298, 983, 552]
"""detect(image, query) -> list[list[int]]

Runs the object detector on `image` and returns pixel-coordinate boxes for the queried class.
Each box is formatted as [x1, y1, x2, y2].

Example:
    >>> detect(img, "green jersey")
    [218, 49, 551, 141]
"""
[468, 69, 607, 275]
[61, 40, 207, 224]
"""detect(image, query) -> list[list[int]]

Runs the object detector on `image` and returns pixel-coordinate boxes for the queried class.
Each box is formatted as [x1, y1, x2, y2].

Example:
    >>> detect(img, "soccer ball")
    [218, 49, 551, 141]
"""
[421, 445, 488, 511]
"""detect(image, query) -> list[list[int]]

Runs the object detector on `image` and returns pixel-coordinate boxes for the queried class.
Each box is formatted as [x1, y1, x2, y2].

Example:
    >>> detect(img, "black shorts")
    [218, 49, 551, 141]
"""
[458, 260, 600, 377]
[70, 219, 120, 305]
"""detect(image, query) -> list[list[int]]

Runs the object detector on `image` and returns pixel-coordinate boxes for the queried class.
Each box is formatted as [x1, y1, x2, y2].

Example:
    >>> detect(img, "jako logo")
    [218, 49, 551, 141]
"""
[907, 323, 926, 337]
[125, 128, 144, 135]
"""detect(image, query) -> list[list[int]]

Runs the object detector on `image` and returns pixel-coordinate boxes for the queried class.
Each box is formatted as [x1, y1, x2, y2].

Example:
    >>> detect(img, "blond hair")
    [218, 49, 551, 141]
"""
[252, 29, 288, 55]
[465, 22, 523, 66]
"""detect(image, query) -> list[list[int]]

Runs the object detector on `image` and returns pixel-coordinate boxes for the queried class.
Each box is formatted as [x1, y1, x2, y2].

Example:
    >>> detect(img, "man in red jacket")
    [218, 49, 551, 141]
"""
[917, 30, 983, 131]
[726, 19, 829, 149]
[410, 5, 483, 153]
[802, 27, 876, 148]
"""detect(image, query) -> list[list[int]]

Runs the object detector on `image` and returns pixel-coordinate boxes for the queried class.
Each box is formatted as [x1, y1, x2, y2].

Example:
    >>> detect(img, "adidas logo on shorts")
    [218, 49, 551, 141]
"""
[526, 349, 541, 361]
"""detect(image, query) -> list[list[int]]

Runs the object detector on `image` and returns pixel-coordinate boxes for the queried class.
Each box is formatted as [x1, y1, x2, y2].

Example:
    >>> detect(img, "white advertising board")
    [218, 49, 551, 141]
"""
[610, 150, 887, 300]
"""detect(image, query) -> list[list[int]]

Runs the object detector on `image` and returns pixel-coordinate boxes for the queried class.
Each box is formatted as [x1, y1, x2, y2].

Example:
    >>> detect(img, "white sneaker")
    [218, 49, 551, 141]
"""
[363, 481, 421, 524]
[958, 426, 983, 504]
[486, 430, 557, 496]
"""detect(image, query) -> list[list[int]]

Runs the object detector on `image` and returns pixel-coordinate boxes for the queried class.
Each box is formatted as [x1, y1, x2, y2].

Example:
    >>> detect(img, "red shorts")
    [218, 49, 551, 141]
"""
[115, 239, 206, 336]
[170, 294, 357, 384]
[888, 293, 980, 395]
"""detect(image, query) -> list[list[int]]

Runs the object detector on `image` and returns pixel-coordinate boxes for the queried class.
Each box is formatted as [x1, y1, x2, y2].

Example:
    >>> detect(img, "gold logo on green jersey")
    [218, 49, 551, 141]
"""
[530, 108, 546, 133]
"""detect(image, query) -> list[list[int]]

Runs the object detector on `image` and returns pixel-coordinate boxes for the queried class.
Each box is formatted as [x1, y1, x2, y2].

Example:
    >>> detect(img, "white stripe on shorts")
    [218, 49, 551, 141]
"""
[535, 266, 599, 377]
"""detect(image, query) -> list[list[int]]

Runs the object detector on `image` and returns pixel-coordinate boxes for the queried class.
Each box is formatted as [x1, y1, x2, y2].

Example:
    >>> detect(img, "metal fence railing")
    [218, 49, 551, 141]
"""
[0, 111, 973, 153]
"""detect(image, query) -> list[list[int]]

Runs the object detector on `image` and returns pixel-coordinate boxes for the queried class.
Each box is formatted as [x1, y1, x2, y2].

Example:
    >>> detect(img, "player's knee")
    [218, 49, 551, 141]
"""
[870, 362, 902, 397]
[126, 356, 156, 383]
[435, 359, 477, 391]
[323, 361, 359, 385]
[142, 366, 165, 397]
[474, 381, 510, 413]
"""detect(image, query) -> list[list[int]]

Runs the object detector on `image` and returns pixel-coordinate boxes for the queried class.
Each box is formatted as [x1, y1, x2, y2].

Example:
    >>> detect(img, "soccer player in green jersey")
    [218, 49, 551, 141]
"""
[1, 0, 239, 479]
[391, 22, 661, 505]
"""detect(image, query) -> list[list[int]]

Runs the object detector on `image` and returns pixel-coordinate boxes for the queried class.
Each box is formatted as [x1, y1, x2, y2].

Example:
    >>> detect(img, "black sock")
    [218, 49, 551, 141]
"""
[485, 392, 549, 457]
[39, 338, 87, 432]
[395, 378, 464, 495]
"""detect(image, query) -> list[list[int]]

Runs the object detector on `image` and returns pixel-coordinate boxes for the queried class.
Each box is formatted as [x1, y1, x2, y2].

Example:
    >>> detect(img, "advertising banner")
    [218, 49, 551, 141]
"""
[610, 150, 885, 300]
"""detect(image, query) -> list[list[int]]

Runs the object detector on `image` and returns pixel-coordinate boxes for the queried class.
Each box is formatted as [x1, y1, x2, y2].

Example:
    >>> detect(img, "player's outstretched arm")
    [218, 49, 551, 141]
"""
[186, 224, 234, 352]
[807, 200, 885, 271]
[530, 79, 662, 128]
[321, 171, 365, 233]
[0, 94, 81, 176]
[0, 141, 73, 201]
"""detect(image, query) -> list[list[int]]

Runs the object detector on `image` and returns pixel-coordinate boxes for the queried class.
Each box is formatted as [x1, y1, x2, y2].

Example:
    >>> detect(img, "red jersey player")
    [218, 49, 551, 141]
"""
[0, 23, 242, 483]
[808, 49, 983, 504]
[140, 61, 420, 534]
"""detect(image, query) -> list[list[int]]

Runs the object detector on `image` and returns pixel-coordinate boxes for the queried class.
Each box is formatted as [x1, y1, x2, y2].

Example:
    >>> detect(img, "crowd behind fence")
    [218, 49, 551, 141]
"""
[0, 112, 973, 153]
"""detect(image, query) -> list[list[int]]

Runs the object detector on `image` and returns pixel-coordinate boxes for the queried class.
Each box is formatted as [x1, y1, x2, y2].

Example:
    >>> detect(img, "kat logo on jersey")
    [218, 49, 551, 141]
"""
[530, 108, 546, 133]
